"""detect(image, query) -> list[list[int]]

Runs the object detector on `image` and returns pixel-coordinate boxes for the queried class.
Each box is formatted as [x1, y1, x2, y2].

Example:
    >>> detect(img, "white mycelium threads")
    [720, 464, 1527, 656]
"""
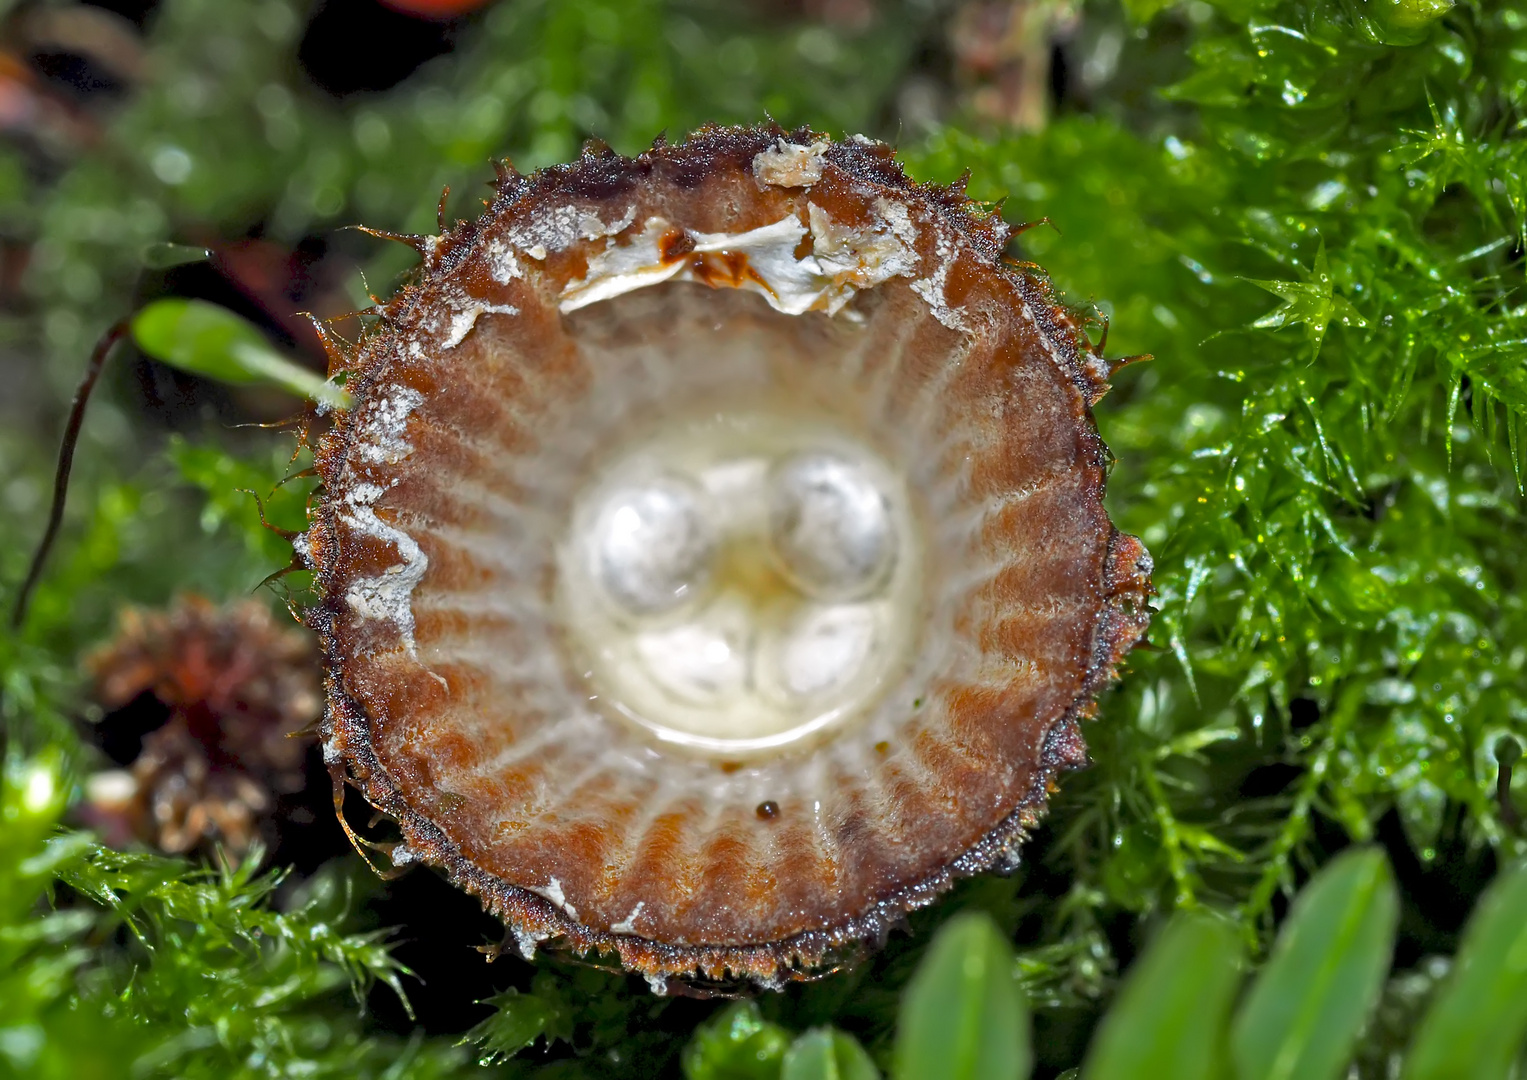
[557, 411, 922, 755]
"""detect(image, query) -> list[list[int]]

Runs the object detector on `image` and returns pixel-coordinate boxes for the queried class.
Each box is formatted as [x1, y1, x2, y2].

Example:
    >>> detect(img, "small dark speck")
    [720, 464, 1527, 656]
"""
[874, 741, 890, 754]
[913, 698, 923, 708]
[756, 800, 779, 820]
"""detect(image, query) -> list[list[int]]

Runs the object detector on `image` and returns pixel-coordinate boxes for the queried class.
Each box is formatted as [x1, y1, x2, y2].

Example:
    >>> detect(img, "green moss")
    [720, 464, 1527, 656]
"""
[0, 754, 483, 1079]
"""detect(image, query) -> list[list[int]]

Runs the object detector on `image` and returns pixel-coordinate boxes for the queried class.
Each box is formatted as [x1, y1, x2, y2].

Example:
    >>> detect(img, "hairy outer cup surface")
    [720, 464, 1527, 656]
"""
[305, 124, 1152, 990]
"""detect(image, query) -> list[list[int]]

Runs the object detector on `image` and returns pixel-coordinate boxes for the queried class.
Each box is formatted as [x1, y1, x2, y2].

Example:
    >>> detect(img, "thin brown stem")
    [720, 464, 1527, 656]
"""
[11, 319, 131, 630]
[1497, 736, 1521, 832]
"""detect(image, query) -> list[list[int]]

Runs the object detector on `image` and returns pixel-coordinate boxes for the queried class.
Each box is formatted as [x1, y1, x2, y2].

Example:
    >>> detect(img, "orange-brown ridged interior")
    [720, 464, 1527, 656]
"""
[310, 125, 1152, 985]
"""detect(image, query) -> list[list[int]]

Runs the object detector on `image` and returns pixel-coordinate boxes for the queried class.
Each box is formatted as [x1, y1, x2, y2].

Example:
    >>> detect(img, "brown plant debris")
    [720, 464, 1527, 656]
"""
[81, 595, 322, 859]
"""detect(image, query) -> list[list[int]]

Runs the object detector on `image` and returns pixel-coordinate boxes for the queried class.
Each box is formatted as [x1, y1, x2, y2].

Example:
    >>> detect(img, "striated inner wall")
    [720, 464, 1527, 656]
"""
[313, 129, 1151, 970]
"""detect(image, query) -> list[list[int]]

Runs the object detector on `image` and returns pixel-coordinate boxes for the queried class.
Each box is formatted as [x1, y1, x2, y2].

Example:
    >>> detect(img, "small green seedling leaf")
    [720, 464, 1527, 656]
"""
[1083, 913, 1242, 1080]
[1403, 860, 1527, 1080]
[131, 298, 349, 409]
[1231, 847, 1398, 1080]
[894, 911, 1031, 1080]
[782, 1028, 881, 1080]
[682, 1001, 792, 1080]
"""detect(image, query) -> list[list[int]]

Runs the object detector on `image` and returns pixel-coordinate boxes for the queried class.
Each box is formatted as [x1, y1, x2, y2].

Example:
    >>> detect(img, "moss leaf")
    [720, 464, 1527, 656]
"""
[683, 1001, 792, 1080]
[1231, 847, 1399, 1080]
[1402, 861, 1527, 1080]
[894, 912, 1031, 1080]
[1082, 914, 1242, 1080]
[782, 1028, 880, 1080]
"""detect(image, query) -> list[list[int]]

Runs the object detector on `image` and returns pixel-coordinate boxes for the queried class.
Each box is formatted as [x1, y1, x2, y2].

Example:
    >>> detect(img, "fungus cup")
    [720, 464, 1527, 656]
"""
[305, 123, 1153, 991]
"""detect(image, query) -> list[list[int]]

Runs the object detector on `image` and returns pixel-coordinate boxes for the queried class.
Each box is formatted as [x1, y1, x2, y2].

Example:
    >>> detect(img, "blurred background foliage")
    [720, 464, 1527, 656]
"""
[1, 0, 1525, 1075]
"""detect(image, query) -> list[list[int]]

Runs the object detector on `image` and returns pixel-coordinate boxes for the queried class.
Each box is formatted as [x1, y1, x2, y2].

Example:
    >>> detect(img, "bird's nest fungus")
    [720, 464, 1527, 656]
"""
[303, 123, 1153, 993]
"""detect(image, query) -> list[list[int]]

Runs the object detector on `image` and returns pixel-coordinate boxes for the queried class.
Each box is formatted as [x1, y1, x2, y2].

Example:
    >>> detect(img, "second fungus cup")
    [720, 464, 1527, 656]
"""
[306, 124, 1153, 990]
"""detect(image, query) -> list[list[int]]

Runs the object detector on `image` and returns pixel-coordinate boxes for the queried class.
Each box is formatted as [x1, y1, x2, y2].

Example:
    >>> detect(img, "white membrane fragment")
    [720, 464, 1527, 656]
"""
[557, 202, 926, 318]
[342, 484, 429, 657]
[611, 902, 646, 934]
[513, 926, 550, 961]
[509, 204, 637, 260]
[341, 389, 429, 656]
[910, 229, 972, 332]
[528, 877, 579, 920]
[354, 386, 424, 466]
[752, 138, 830, 188]
[485, 236, 523, 283]
[442, 302, 519, 349]
[808, 203, 918, 293]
